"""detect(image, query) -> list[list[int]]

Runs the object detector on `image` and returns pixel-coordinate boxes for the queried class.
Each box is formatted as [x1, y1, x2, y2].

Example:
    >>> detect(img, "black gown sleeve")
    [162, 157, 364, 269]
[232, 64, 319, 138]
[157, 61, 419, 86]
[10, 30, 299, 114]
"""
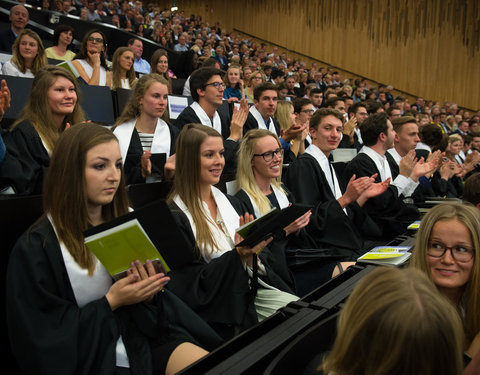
[0, 121, 50, 195]
[166, 202, 258, 337]
[7, 218, 125, 375]
[283, 154, 366, 257]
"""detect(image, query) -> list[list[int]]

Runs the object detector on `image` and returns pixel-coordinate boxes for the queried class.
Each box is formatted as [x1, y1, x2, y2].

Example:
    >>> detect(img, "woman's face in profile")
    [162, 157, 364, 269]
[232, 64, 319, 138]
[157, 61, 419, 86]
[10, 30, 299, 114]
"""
[427, 219, 474, 300]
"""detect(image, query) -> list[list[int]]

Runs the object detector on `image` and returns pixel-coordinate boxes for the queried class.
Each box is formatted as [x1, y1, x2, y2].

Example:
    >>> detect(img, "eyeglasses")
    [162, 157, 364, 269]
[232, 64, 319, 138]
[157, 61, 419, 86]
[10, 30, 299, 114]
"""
[87, 36, 103, 43]
[427, 242, 474, 263]
[204, 82, 226, 90]
[253, 147, 284, 162]
[301, 109, 314, 114]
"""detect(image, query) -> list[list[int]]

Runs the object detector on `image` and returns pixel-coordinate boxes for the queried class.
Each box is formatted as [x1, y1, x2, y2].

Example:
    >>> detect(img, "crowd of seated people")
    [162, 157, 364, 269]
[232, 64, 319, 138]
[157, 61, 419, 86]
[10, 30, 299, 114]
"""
[0, 2, 479, 374]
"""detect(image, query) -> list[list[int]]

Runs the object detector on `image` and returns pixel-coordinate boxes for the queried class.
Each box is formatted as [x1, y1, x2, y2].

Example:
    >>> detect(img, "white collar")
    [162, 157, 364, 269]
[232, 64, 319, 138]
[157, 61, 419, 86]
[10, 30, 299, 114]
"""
[387, 147, 402, 166]
[173, 186, 239, 261]
[359, 146, 392, 181]
[113, 118, 171, 163]
[305, 144, 342, 200]
[242, 185, 290, 218]
[249, 105, 277, 135]
[416, 142, 431, 152]
[190, 101, 222, 134]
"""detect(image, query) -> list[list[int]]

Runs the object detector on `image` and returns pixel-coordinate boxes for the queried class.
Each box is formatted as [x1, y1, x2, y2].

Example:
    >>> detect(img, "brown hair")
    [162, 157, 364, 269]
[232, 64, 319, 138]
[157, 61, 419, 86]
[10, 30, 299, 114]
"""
[44, 123, 129, 274]
[111, 47, 137, 90]
[167, 124, 223, 256]
[11, 65, 86, 152]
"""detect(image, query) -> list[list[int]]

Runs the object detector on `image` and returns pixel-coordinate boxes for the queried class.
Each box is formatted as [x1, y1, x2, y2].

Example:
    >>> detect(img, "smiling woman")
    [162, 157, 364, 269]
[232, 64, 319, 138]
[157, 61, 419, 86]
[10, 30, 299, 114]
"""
[0, 65, 86, 195]
[410, 203, 480, 359]
[1, 29, 47, 77]
[72, 29, 111, 86]
[45, 24, 76, 61]
[165, 124, 298, 339]
[112, 74, 178, 185]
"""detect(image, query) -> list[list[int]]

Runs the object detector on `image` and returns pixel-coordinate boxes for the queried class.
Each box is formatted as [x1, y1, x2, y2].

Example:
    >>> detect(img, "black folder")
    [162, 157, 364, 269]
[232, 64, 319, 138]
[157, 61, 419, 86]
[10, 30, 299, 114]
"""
[236, 204, 312, 247]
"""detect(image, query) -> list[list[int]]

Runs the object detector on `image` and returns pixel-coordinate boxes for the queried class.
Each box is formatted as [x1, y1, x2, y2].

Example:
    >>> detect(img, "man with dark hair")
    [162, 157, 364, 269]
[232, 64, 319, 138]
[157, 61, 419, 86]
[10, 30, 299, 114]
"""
[325, 96, 346, 115]
[452, 120, 470, 136]
[462, 173, 480, 209]
[386, 106, 402, 121]
[416, 124, 443, 160]
[243, 82, 281, 136]
[0, 4, 29, 52]
[343, 113, 433, 239]
[309, 88, 323, 110]
[338, 102, 368, 150]
[283, 108, 385, 257]
[127, 38, 150, 74]
[175, 67, 247, 174]
[182, 57, 220, 96]
[270, 67, 285, 85]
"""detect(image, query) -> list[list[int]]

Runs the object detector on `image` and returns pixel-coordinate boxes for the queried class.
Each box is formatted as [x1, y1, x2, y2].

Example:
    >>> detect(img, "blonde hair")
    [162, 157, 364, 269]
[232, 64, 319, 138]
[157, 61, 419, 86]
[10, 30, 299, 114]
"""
[167, 124, 224, 256]
[11, 65, 86, 152]
[111, 47, 137, 90]
[112, 73, 169, 127]
[410, 203, 480, 346]
[223, 63, 242, 89]
[236, 129, 285, 215]
[274, 100, 294, 132]
[322, 267, 464, 375]
[11, 29, 47, 75]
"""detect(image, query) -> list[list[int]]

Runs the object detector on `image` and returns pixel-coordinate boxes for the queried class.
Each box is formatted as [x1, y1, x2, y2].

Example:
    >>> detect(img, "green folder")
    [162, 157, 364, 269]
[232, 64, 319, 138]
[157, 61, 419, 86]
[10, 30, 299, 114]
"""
[85, 218, 170, 279]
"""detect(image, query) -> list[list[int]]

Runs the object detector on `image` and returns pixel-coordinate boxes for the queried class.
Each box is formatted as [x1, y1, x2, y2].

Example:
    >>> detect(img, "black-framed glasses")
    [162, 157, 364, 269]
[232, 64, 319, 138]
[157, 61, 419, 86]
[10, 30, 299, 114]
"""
[300, 109, 314, 114]
[253, 148, 284, 162]
[204, 82, 226, 90]
[88, 36, 103, 43]
[427, 242, 474, 263]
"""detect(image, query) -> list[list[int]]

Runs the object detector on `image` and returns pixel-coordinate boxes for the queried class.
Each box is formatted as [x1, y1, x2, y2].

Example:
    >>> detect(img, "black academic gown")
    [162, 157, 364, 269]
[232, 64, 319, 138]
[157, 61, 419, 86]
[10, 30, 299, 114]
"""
[123, 126, 179, 185]
[7, 217, 222, 375]
[283, 153, 382, 259]
[0, 28, 16, 53]
[0, 120, 50, 195]
[174, 105, 238, 174]
[343, 153, 420, 240]
[243, 112, 281, 137]
[338, 132, 362, 151]
[166, 194, 295, 339]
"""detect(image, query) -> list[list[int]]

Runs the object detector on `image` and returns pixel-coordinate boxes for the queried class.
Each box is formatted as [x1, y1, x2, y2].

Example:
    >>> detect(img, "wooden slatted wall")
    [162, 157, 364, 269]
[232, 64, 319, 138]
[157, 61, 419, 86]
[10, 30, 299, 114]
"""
[179, 0, 480, 110]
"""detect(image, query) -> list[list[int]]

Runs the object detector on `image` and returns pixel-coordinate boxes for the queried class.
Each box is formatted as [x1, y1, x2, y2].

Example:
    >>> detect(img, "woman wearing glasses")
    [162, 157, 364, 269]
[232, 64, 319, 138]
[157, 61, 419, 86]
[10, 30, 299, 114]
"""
[410, 203, 480, 365]
[234, 129, 353, 296]
[244, 70, 265, 104]
[72, 30, 111, 86]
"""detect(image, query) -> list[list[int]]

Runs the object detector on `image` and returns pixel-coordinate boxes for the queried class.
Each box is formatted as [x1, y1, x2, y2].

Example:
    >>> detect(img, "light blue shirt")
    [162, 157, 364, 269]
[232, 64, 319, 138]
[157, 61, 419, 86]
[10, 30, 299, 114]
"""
[133, 57, 150, 74]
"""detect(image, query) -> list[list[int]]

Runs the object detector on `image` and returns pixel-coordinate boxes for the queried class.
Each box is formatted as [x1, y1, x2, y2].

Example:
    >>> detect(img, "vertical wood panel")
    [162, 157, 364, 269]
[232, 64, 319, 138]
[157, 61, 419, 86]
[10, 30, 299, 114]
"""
[180, 0, 479, 109]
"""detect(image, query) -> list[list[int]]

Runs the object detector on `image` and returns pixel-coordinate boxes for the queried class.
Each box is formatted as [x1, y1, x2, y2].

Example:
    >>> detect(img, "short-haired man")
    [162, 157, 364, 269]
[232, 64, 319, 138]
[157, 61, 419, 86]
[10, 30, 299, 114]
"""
[285, 75, 297, 100]
[243, 82, 304, 161]
[284, 108, 386, 256]
[453, 120, 470, 136]
[338, 102, 368, 150]
[293, 97, 314, 148]
[309, 88, 323, 110]
[386, 106, 402, 121]
[343, 113, 435, 239]
[0, 4, 29, 52]
[175, 67, 247, 174]
[243, 82, 281, 136]
[386, 116, 442, 202]
[127, 38, 150, 74]
[174, 33, 188, 52]
[325, 96, 346, 115]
